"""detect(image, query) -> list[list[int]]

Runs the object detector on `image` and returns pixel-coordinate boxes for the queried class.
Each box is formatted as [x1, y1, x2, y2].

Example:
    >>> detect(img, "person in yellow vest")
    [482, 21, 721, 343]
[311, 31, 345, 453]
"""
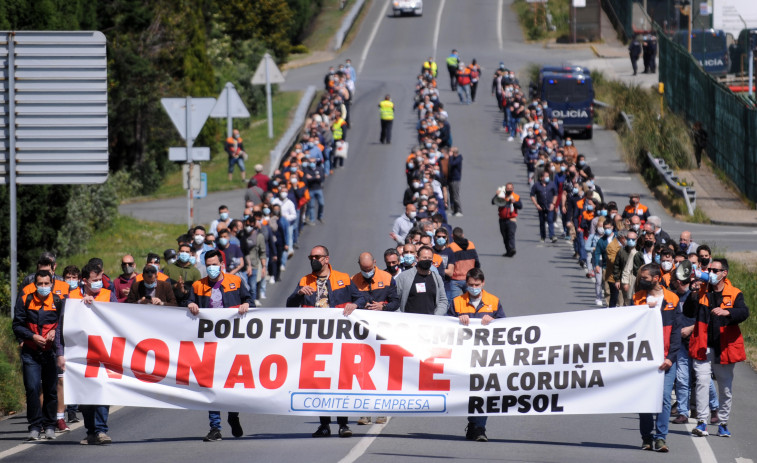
[421, 56, 437, 77]
[378, 94, 394, 144]
[331, 111, 349, 168]
[449, 268, 505, 442]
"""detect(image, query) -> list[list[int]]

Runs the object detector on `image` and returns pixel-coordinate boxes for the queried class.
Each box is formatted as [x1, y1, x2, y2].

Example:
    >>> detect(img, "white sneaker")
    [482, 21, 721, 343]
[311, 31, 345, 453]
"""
[454, 212, 463, 217]
[269, 276, 276, 284]
[507, 136, 514, 142]
[595, 298, 604, 307]
[255, 299, 262, 306]
[259, 294, 267, 300]
[280, 264, 286, 272]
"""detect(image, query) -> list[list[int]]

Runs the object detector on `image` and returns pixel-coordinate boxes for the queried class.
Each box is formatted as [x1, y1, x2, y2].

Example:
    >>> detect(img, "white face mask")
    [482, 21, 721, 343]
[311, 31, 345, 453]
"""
[661, 261, 673, 272]
[194, 235, 205, 244]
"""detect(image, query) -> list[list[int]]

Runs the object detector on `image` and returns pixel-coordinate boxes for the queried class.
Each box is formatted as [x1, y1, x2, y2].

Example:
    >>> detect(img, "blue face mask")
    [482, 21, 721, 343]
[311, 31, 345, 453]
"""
[219, 212, 229, 221]
[218, 238, 228, 247]
[654, 255, 661, 264]
[310, 162, 316, 169]
[176, 252, 188, 263]
[566, 141, 573, 146]
[468, 287, 482, 297]
[361, 269, 375, 279]
[600, 210, 608, 216]
[66, 279, 79, 289]
[425, 231, 434, 237]
[572, 187, 579, 195]
[555, 157, 563, 162]
[578, 160, 585, 166]
[627, 239, 636, 248]
[402, 254, 416, 265]
[604, 228, 613, 236]
[586, 205, 594, 211]
[144, 281, 157, 289]
[206, 265, 221, 279]
[37, 286, 52, 297]
[263, 207, 271, 215]
[435, 237, 446, 247]
[90, 280, 103, 291]
[189, 256, 197, 265]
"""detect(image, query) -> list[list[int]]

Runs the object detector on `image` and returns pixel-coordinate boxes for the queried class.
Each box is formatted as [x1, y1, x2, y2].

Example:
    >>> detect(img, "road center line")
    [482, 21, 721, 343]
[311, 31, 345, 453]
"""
[337, 418, 392, 463]
[432, 0, 446, 60]
[358, 1, 387, 76]
[684, 421, 718, 463]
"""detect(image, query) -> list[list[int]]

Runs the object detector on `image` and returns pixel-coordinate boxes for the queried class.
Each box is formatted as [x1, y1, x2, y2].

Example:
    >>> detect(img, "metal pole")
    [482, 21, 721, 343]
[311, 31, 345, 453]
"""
[265, 54, 274, 139]
[186, 96, 194, 229]
[8, 34, 17, 317]
[687, 7, 692, 53]
[226, 82, 233, 138]
[749, 46, 754, 97]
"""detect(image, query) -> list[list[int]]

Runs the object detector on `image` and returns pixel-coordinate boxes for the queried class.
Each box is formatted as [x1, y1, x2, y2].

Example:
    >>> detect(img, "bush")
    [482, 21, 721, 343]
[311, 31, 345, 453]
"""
[0, 317, 23, 415]
[290, 43, 309, 54]
[513, 0, 569, 41]
[56, 182, 119, 257]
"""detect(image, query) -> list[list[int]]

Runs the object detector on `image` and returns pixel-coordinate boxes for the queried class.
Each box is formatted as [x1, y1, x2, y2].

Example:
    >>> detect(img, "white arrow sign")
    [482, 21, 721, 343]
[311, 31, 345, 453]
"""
[168, 147, 210, 162]
[161, 97, 217, 140]
[211, 83, 251, 118]
[251, 53, 285, 85]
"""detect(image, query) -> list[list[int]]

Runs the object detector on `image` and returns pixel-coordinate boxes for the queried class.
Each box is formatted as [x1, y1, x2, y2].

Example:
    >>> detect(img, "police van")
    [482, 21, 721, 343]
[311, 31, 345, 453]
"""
[673, 29, 730, 77]
[538, 66, 595, 139]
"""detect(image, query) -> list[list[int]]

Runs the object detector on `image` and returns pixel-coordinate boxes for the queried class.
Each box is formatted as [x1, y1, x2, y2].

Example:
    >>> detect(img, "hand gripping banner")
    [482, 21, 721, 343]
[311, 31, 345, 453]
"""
[63, 302, 664, 416]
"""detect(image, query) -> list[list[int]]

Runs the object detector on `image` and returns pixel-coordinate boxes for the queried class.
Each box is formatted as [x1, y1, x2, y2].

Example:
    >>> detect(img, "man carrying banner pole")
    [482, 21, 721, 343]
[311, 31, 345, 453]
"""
[187, 249, 253, 442]
[633, 263, 681, 452]
[286, 245, 364, 438]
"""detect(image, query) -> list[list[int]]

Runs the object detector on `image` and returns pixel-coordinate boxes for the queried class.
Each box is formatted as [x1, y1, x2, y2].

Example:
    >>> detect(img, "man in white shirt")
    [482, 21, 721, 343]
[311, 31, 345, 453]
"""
[390, 204, 417, 245]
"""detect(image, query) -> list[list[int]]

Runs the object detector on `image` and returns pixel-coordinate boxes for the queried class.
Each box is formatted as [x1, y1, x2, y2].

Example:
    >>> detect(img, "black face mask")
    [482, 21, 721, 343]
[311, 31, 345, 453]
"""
[417, 259, 433, 271]
[310, 259, 323, 273]
[699, 257, 710, 266]
[638, 279, 655, 291]
[644, 240, 654, 248]
[385, 264, 398, 275]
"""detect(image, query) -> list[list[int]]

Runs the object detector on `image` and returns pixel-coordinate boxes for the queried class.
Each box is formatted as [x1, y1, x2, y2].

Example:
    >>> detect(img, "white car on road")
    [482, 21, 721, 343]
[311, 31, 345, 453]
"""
[392, 0, 422, 16]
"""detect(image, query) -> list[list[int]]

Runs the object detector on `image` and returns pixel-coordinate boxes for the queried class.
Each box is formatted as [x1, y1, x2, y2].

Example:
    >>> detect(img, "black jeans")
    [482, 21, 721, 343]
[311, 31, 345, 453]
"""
[21, 348, 58, 431]
[380, 119, 393, 143]
[320, 416, 348, 426]
[499, 219, 517, 253]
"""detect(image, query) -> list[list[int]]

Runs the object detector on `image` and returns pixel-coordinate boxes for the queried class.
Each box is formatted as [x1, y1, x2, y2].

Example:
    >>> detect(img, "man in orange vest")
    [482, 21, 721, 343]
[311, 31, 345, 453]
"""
[449, 268, 505, 442]
[225, 128, 247, 182]
[492, 183, 523, 257]
[683, 258, 749, 439]
[456, 62, 472, 104]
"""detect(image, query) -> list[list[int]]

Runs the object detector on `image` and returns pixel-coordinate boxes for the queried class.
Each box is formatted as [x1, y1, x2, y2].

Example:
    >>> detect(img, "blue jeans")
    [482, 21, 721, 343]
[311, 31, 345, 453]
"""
[81, 405, 110, 434]
[308, 189, 325, 221]
[21, 348, 58, 431]
[639, 361, 676, 440]
[449, 280, 467, 300]
[456, 84, 471, 104]
[574, 233, 588, 264]
[227, 156, 245, 174]
[675, 346, 719, 417]
[247, 268, 258, 302]
[537, 209, 555, 240]
[209, 411, 239, 431]
[468, 416, 487, 428]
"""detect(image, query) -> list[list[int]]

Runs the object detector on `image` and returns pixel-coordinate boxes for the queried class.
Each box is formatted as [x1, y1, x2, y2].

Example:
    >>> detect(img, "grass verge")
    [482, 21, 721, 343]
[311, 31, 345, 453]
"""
[134, 90, 302, 201]
[302, 0, 355, 52]
[0, 316, 23, 415]
[512, 0, 569, 42]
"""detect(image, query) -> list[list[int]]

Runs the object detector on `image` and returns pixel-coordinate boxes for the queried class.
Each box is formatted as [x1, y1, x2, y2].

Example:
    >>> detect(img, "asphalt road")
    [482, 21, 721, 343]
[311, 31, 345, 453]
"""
[8, 1, 757, 462]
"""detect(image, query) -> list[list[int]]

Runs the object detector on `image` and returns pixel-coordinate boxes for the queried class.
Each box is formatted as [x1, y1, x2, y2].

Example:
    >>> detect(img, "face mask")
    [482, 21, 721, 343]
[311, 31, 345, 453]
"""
[654, 255, 661, 264]
[408, 212, 417, 220]
[89, 280, 103, 292]
[560, 166, 567, 172]
[408, 162, 415, 169]
[122, 264, 135, 274]
[194, 235, 205, 244]
[661, 261, 673, 272]
[245, 225, 253, 233]
[578, 160, 585, 166]
[310, 162, 316, 169]
[631, 224, 641, 232]
[416, 259, 432, 271]
[425, 142, 432, 148]
[144, 281, 157, 289]
[178, 252, 191, 263]
[424, 231, 434, 238]
[610, 213, 617, 219]
[272, 180, 279, 186]
[66, 279, 79, 289]
[708, 271, 721, 285]
[206, 265, 221, 279]
[36, 286, 52, 297]
[220, 212, 229, 221]
[290, 166, 298, 173]
[189, 256, 197, 265]
[361, 269, 375, 279]
[263, 207, 271, 215]
[600, 210, 607, 217]
[168, 258, 177, 265]
[435, 237, 446, 246]
[218, 238, 229, 247]
[412, 181, 421, 189]
[555, 156, 564, 162]
[279, 192, 288, 199]
[402, 254, 416, 265]
[626, 239, 636, 248]
[638, 279, 655, 291]
[699, 257, 710, 266]
[310, 259, 323, 273]
[566, 141, 573, 146]
[549, 166, 556, 172]
[542, 177, 549, 184]
[572, 187, 579, 195]
[586, 205, 594, 211]
[645, 240, 655, 249]
[386, 264, 399, 275]
[151, 264, 160, 271]
[604, 228, 613, 236]
[468, 287, 482, 297]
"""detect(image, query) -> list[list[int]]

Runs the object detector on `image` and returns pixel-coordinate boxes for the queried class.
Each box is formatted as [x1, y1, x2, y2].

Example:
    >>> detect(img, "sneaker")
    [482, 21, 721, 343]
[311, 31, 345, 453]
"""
[338, 425, 353, 437]
[80, 434, 96, 445]
[710, 410, 720, 424]
[312, 424, 331, 438]
[44, 428, 56, 440]
[507, 136, 514, 142]
[318, 218, 325, 224]
[465, 424, 487, 442]
[357, 417, 372, 425]
[672, 414, 689, 424]
[670, 402, 678, 416]
[27, 429, 41, 441]
[203, 428, 222, 442]
[95, 432, 112, 445]
[718, 423, 731, 437]
[550, 237, 558, 243]
[228, 415, 243, 438]
[67, 410, 80, 423]
[56, 418, 70, 432]
[654, 438, 669, 452]
[269, 276, 276, 284]
[255, 299, 262, 307]
[595, 298, 604, 307]
[454, 212, 463, 217]
[280, 264, 286, 272]
[692, 421, 709, 437]
[640, 438, 653, 450]
[540, 238, 545, 243]
[375, 416, 387, 424]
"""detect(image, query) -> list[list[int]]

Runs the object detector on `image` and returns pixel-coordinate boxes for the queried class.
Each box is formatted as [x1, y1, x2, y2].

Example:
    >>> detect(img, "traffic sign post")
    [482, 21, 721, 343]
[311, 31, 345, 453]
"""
[1, 31, 108, 315]
[161, 96, 215, 229]
[210, 82, 251, 139]
[252, 53, 285, 139]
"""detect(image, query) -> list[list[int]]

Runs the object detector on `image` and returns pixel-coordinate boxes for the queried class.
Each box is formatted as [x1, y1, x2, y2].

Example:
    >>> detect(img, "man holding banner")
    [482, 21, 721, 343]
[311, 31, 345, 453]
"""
[632, 263, 681, 452]
[187, 249, 253, 442]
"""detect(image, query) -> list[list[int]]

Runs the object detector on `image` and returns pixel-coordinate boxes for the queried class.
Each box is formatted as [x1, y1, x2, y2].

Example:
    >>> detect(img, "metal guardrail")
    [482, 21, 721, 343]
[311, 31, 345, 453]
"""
[268, 85, 317, 176]
[593, 99, 696, 215]
[334, 0, 367, 51]
[646, 152, 697, 216]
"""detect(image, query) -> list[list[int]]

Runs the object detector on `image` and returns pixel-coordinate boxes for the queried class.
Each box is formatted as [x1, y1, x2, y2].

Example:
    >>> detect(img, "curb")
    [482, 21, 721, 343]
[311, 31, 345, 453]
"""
[708, 218, 757, 227]
[590, 44, 600, 57]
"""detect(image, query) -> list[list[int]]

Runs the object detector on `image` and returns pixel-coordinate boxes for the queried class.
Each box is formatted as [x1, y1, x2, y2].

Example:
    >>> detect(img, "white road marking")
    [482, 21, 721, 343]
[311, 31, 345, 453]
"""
[358, 2, 388, 75]
[337, 418, 391, 463]
[735, 458, 755, 463]
[432, 0, 446, 60]
[497, 0, 503, 50]
[684, 421, 719, 463]
[0, 406, 124, 459]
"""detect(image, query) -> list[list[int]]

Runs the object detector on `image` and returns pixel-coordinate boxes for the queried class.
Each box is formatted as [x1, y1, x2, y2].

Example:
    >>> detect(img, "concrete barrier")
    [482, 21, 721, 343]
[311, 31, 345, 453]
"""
[268, 85, 317, 176]
[334, 0, 367, 51]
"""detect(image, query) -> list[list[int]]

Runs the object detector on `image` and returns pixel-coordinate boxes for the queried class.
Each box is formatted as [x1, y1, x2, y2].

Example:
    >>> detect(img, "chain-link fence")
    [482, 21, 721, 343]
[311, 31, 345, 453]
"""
[658, 30, 757, 203]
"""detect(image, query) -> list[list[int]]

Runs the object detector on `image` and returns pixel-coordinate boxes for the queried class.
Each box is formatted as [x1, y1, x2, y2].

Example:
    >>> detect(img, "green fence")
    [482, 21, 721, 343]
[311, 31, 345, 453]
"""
[658, 30, 757, 203]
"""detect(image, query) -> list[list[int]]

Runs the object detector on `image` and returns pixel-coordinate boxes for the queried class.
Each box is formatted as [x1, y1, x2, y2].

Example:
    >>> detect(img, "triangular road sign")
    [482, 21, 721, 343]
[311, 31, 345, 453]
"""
[161, 97, 217, 140]
[210, 83, 251, 118]
[251, 53, 285, 85]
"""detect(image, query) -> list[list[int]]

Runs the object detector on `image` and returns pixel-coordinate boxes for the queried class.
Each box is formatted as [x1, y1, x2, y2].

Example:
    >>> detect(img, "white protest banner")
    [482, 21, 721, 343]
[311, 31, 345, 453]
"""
[63, 302, 664, 416]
